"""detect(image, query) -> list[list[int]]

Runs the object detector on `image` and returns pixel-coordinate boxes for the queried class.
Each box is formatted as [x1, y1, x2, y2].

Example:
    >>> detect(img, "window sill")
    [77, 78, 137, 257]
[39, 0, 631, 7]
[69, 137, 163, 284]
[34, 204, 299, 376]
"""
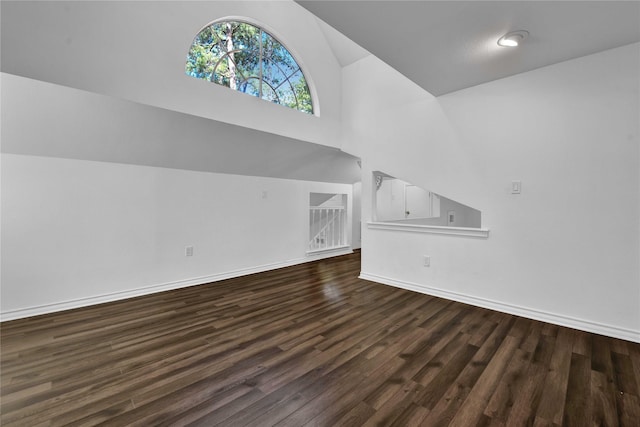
[367, 222, 489, 238]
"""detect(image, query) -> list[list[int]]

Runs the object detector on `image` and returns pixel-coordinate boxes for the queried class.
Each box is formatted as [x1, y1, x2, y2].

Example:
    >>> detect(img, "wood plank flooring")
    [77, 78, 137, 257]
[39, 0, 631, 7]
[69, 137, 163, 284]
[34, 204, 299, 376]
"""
[2, 250, 640, 426]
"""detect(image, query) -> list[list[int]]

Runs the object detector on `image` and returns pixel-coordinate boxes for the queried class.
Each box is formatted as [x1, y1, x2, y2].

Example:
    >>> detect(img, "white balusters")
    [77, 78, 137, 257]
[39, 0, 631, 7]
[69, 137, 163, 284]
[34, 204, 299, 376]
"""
[309, 206, 346, 252]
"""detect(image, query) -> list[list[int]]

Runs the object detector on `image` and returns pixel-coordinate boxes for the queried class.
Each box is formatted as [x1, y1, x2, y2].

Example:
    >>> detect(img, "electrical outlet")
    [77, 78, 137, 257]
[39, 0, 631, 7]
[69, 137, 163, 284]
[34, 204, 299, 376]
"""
[423, 255, 431, 267]
[447, 210, 456, 226]
[185, 246, 194, 257]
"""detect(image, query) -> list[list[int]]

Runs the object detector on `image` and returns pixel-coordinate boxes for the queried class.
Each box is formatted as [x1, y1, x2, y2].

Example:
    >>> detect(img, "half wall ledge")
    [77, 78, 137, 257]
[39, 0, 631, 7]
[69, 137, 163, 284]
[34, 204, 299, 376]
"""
[367, 222, 490, 238]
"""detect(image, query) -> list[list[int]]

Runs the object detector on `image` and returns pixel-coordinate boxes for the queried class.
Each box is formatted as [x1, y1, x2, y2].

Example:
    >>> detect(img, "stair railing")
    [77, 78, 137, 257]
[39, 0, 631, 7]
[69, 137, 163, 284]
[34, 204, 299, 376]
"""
[309, 206, 346, 251]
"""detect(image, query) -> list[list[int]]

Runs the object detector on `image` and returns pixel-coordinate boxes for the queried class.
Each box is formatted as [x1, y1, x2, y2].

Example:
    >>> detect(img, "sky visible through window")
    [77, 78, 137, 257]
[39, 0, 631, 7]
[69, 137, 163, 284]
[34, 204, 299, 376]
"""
[186, 21, 313, 114]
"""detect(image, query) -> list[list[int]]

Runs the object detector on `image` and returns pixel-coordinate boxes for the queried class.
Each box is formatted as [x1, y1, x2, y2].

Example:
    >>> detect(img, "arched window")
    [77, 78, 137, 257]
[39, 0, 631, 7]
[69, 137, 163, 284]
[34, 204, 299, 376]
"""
[185, 20, 313, 114]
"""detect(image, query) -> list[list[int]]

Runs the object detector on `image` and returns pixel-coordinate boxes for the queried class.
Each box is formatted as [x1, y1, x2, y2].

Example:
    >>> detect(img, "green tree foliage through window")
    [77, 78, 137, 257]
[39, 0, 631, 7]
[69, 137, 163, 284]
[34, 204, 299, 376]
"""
[186, 21, 313, 114]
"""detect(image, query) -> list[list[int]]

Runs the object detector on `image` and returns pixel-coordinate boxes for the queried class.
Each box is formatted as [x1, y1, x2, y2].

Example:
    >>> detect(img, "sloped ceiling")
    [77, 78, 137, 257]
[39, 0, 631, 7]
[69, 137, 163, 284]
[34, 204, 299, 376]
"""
[2, 74, 361, 184]
[0, 0, 360, 184]
[4, 1, 637, 184]
[314, 18, 370, 67]
[297, 0, 640, 96]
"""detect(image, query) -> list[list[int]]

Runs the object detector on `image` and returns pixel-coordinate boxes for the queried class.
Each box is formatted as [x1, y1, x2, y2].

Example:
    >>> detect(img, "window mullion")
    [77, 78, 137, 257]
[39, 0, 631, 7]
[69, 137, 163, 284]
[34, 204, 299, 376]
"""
[272, 66, 300, 91]
[259, 29, 263, 99]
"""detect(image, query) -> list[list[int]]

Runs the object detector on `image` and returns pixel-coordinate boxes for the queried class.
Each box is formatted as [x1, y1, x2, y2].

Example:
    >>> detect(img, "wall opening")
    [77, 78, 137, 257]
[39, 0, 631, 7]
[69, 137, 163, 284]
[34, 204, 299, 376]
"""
[308, 193, 348, 252]
[373, 171, 481, 228]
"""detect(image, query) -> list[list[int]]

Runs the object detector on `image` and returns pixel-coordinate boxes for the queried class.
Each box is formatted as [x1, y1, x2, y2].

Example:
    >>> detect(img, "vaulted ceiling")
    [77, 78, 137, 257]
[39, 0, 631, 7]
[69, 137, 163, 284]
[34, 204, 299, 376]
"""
[297, 0, 640, 96]
[2, 1, 638, 184]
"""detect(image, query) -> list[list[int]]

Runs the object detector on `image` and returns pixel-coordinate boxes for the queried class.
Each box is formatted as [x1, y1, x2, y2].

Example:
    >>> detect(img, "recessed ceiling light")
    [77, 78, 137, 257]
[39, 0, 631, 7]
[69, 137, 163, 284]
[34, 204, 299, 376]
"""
[497, 30, 529, 47]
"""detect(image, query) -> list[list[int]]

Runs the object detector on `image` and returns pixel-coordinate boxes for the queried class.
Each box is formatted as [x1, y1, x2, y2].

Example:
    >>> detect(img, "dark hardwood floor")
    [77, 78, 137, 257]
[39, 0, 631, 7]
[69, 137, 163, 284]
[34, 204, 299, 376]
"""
[2, 251, 639, 426]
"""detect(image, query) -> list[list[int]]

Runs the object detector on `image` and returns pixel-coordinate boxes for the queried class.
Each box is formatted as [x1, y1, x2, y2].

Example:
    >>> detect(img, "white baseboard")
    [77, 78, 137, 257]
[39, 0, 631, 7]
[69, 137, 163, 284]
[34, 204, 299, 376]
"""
[359, 272, 640, 344]
[306, 245, 352, 256]
[1, 249, 353, 322]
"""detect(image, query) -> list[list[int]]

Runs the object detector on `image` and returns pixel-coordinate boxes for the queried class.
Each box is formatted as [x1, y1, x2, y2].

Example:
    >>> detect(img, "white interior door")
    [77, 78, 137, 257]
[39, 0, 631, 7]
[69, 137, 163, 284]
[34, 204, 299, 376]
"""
[404, 185, 431, 219]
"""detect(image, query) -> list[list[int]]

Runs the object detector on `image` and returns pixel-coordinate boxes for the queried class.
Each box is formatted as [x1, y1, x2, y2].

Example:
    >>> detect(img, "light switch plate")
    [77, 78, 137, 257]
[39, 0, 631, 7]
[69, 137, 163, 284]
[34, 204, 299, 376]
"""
[511, 181, 522, 194]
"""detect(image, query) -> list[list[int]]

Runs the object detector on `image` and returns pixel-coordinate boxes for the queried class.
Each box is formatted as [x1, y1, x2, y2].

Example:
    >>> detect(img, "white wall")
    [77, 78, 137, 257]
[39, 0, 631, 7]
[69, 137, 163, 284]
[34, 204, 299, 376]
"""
[1, 154, 352, 319]
[346, 43, 640, 342]
[1, 1, 343, 148]
[1, 73, 360, 184]
[0, 3, 361, 322]
[352, 182, 362, 250]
